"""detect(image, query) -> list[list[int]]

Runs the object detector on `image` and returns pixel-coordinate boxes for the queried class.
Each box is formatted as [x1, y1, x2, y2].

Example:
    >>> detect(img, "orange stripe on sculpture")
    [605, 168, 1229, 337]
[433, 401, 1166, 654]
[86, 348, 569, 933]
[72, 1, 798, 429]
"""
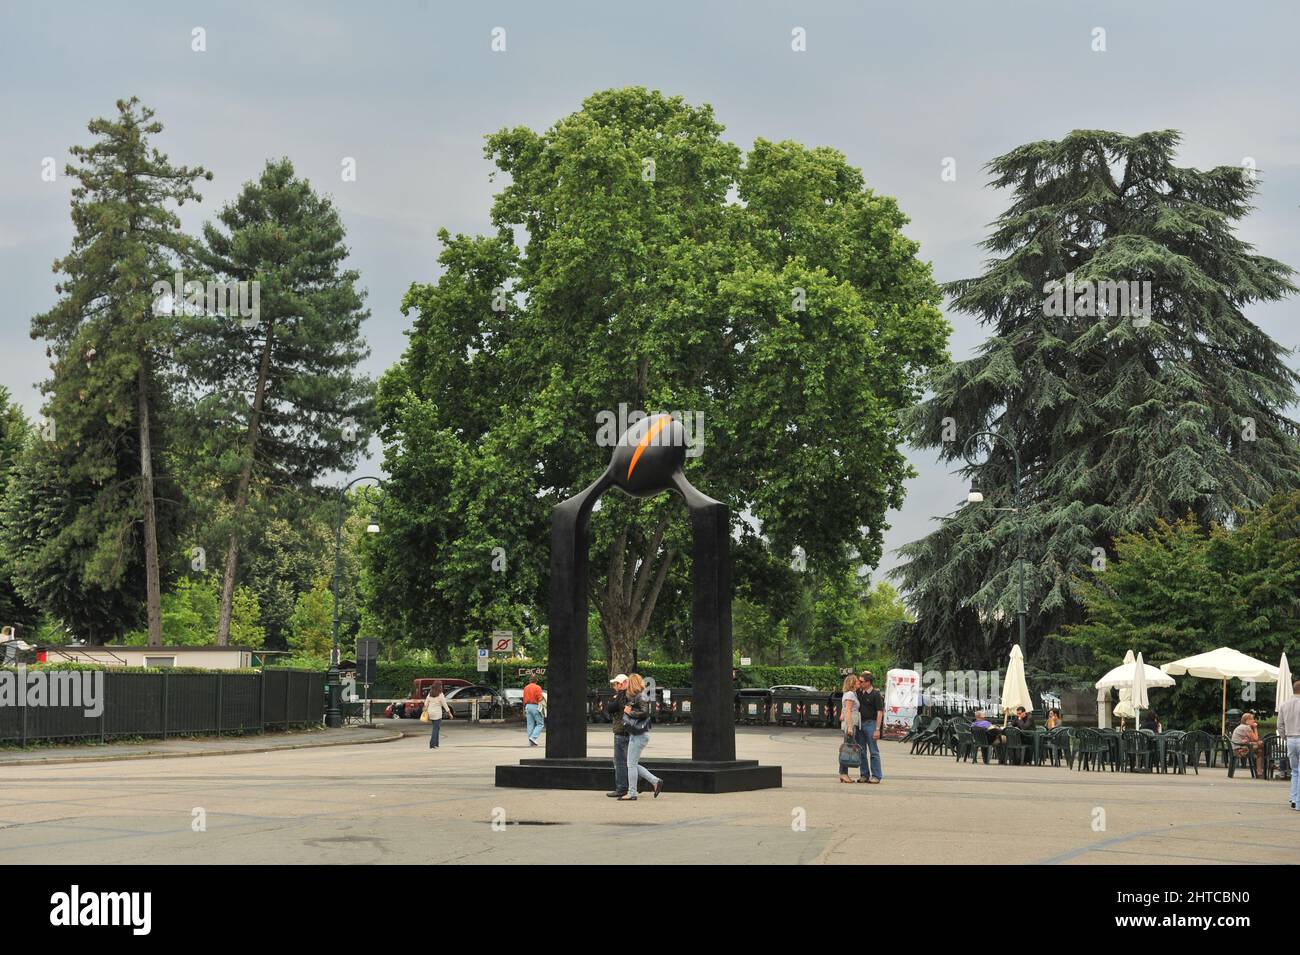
[628, 415, 673, 480]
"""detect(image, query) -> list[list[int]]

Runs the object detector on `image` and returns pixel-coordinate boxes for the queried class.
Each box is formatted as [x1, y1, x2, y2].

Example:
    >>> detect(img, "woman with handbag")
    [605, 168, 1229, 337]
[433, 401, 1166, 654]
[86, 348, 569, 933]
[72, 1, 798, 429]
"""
[619, 673, 663, 801]
[422, 680, 453, 748]
[838, 674, 861, 783]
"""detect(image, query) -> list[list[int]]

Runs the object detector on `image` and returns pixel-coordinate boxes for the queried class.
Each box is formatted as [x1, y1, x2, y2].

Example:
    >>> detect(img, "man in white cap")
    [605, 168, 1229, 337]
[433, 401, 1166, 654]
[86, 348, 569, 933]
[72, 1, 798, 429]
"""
[604, 674, 630, 797]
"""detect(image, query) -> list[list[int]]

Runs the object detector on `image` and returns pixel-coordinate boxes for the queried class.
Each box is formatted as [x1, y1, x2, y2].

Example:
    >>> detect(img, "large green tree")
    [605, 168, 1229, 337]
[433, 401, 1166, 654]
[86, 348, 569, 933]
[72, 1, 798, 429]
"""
[20, 98, 209, 643]
[372, 87, 948, 673]
[0, 387, 37, 633]
[183, 158, 373, 645]
[895, 130, 1300, 671]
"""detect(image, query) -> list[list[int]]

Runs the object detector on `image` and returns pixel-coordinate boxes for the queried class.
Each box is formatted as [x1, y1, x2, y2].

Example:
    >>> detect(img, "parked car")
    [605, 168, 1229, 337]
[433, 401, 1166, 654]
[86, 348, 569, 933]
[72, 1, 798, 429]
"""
[445, 684, 510, 720]
[384, 678, 473, 719]
[501, 688, 529, 713]
[769, 684, 819, 694]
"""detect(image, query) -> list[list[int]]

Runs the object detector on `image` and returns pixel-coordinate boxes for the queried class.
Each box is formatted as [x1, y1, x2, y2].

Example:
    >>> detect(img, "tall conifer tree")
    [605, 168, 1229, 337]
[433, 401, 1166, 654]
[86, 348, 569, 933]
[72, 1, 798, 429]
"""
[184, 158, 372, 645]
[28, 98, 209, 644]
[896, 130, 1299, 668]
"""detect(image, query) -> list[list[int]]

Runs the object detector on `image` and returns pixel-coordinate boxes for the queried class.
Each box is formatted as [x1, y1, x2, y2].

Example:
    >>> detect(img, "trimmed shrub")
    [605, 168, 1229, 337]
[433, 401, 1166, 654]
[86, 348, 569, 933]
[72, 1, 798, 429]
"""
[372, 658, 895, 696]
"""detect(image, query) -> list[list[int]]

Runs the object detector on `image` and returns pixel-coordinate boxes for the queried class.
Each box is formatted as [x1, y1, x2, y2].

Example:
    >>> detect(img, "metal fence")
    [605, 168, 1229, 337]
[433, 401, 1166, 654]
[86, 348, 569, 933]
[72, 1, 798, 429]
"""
[0, 669, 325, 746]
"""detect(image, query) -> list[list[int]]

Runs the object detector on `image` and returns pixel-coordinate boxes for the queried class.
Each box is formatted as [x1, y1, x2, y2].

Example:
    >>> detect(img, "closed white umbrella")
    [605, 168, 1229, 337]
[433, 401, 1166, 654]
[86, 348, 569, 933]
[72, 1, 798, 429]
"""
[1132, 652, 1150, 730]
[1000, 645, 1033, 725]
[1116, 649, 1135, 725]
[1278, 653, 1293, 739]
[1161, 648, 1281, 737]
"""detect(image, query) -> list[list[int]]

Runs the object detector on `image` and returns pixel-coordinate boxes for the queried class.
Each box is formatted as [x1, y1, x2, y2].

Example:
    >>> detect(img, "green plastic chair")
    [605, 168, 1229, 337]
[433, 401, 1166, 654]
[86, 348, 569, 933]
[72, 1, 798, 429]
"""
[1041, 728, 1070, 767]
[1002, 726, 1030, 765]
[1122, 730, 1153, 772]
[970, 725, 995, 764]
[952, 722, 974, 763]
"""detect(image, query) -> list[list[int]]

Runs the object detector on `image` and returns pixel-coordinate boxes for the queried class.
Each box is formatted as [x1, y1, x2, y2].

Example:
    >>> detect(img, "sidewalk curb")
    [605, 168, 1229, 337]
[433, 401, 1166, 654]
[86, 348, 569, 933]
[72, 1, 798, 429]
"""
[0, 728, 404, 768]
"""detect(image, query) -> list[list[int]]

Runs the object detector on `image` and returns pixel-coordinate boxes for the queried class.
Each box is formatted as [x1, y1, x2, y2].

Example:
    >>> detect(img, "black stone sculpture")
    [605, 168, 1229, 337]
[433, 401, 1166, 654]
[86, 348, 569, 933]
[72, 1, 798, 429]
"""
[496, 415, 781, 793]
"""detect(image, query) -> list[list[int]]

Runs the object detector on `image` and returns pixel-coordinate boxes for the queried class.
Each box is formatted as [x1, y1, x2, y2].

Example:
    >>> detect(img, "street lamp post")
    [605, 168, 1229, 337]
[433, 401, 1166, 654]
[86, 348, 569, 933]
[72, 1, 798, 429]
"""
[961, 431, 1027, 658]
[326, 475, 385, 729]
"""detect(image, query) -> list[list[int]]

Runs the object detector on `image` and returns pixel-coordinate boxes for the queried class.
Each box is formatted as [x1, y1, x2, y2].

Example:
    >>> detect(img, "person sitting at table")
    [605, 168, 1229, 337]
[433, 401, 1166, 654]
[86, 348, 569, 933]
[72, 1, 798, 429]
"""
[970, 710, 1003, 742]
[1045, 708, 1064, 730]
[1011, 706, 1034, 731]
[1231, 712, 1265, 777]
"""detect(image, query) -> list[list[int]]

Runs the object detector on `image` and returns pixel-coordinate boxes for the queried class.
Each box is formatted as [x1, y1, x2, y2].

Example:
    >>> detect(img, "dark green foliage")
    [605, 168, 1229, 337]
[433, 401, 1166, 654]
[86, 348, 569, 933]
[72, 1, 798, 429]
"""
[1062, 491, 1300, 730]
[0, 388, 37, 633]
[183, 157, 373, 488]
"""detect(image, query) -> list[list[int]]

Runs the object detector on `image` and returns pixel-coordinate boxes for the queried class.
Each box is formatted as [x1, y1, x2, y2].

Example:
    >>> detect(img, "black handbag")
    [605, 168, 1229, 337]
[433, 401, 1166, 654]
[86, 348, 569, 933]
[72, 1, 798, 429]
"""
[623, 695, 652, 735]
[839, 733, 863, 763]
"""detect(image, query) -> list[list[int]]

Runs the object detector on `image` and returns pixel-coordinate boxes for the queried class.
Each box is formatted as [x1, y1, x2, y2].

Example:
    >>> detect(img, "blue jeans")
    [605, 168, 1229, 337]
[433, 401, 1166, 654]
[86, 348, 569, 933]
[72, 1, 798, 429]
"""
[428, 718, 441, 748]
[627, 731, 660, 796]
[525, 703, 544, 742]
[613, 733, 629, 793]
[1288, 737, 1300, 808]
[861, 723, 883, 780]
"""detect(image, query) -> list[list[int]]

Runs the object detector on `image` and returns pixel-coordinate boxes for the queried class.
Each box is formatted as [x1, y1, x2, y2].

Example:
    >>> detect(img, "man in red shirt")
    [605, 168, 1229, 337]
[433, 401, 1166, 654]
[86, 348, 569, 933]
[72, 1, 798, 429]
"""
[523, 677, 545, 746]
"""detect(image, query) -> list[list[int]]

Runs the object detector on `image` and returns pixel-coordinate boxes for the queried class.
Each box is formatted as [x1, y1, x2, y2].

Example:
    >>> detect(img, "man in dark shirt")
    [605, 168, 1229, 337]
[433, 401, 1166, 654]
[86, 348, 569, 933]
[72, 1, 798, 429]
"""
[856, 672, 885, 783]
[1011, 706, 1035, 731]
[605, 674, 630, 797]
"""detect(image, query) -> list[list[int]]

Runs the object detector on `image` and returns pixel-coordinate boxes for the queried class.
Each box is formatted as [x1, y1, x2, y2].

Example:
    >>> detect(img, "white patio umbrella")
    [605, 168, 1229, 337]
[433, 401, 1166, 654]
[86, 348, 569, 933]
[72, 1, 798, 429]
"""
[1000, 644, 1033, 726]
[1094, 659, 1177, 690]
[1132, 652, 1150, 730]
[1160, 648, 1281, 737]
[1278, 653, 1293, 739]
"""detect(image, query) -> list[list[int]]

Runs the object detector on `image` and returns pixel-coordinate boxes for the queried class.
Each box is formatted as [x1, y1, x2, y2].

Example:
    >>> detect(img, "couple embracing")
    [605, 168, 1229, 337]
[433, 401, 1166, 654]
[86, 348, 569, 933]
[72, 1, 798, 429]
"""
[604, 673, 664, 801]
[838, 671, 884, 784]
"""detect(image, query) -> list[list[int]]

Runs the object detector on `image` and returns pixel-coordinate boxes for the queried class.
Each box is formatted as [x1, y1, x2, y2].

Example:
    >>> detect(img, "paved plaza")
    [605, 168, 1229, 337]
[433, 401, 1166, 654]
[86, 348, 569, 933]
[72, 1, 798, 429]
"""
[0, 723, 1296, 865]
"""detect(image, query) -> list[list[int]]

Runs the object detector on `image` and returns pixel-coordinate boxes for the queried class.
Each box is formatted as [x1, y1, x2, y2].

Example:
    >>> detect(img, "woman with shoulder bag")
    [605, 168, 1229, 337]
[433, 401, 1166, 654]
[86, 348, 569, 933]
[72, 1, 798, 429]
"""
[838, 674, 861, 783]
[422, 680, 453, 749]
[619, 673, 663, 801]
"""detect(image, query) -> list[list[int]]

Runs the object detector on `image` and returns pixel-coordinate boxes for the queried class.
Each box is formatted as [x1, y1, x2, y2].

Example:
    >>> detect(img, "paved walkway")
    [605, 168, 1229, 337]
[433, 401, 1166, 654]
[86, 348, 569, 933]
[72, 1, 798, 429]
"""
[0, 725, 398, 766]
[0, 724, 1295, 864]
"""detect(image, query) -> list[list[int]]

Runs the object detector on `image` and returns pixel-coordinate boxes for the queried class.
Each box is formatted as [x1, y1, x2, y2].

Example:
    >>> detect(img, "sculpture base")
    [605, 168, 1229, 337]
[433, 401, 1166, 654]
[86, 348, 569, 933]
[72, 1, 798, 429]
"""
[495, 757, 782, 793]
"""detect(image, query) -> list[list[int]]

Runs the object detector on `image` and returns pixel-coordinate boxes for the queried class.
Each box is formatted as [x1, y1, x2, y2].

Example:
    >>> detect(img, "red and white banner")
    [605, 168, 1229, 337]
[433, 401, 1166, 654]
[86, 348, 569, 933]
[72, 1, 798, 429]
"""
[883, 668, 920, 740]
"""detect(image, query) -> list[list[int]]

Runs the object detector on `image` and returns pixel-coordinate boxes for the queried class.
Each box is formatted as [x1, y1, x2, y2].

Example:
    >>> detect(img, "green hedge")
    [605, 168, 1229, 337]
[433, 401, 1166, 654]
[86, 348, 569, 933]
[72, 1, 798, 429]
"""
[371, 659, 893, 697]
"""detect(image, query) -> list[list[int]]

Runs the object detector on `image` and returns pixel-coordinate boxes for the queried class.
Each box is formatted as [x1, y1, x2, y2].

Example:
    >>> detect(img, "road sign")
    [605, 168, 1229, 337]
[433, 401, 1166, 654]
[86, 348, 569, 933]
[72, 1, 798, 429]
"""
[491, 630, 514, 653]
[476, 648, 490, 672]
[740, 657, 752, 666]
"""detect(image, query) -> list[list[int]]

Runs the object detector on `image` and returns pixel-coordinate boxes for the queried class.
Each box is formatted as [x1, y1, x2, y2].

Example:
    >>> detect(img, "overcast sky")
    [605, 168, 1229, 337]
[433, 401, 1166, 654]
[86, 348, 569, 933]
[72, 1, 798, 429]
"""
[2, 0, 1297, 580]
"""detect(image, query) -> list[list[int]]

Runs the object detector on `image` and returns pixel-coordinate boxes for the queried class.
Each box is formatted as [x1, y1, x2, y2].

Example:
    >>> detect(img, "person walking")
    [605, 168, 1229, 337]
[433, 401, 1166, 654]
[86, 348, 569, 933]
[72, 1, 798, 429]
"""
[604, 674, 631, 798]
[838, 674, 860, 783]
[1277, 680, 1300, 810]
[619, 673, 663, 801]
[423, 680, 453, 748]
[856, 672, 885, 783]
[523, 676, 545, 746]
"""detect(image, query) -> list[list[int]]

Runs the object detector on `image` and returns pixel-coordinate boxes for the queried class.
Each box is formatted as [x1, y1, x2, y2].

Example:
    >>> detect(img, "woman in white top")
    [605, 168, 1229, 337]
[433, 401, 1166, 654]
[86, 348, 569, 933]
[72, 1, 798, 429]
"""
[423, 680, 454, 748]
[838, 674, 861, 783]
